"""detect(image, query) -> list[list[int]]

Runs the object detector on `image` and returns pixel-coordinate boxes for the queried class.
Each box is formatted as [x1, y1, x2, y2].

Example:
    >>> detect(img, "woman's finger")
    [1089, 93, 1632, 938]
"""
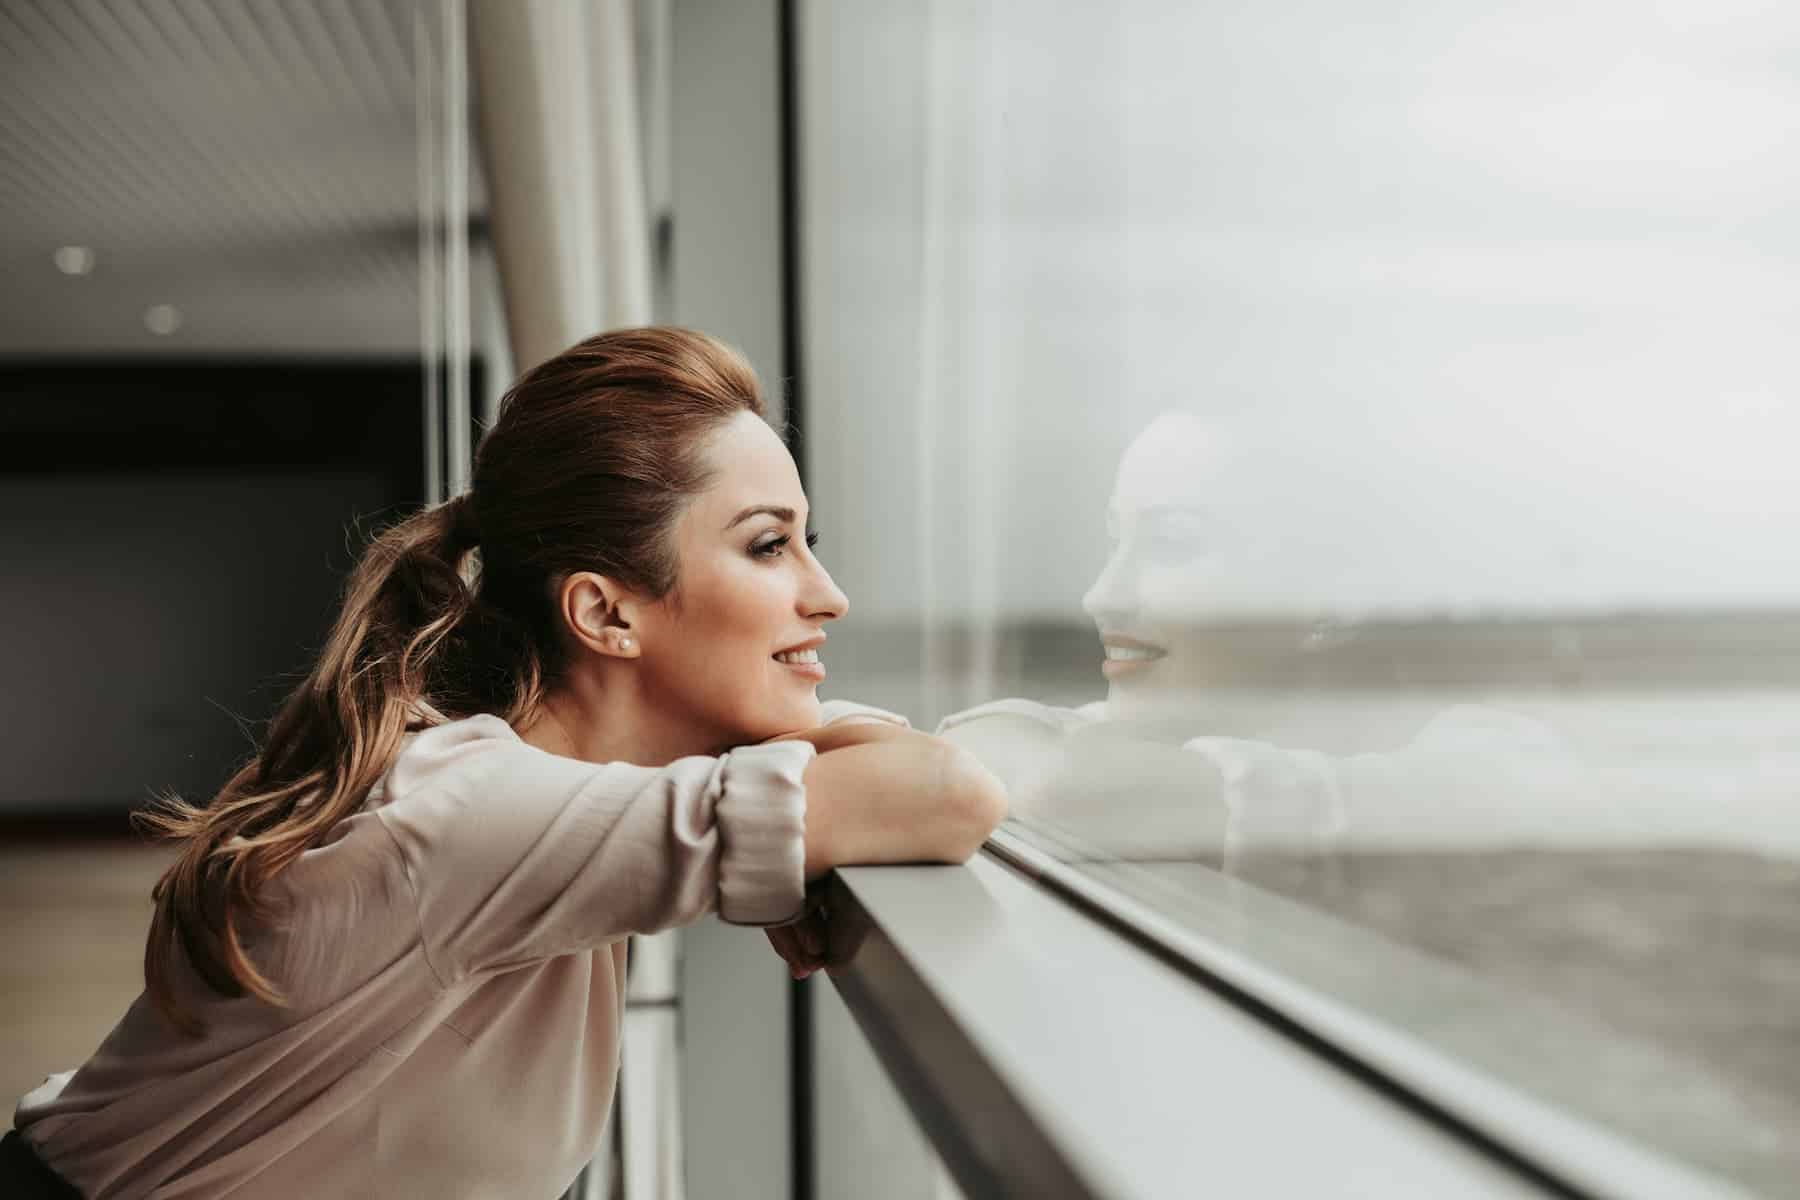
[765, 924, 822, 978]
[765, 926, 803, 965]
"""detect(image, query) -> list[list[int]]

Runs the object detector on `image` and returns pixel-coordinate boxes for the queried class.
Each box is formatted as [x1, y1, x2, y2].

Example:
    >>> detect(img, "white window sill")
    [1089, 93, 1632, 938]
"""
[825, 837, 1737, 1199]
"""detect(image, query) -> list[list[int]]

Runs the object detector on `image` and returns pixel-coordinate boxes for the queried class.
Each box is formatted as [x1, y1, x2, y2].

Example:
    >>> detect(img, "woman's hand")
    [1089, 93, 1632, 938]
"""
[764, 914, 828, 980]
[763, 886, 872, 979]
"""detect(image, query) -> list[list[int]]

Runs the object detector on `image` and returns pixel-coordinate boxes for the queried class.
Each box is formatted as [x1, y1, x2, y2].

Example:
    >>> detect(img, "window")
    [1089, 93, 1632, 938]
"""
[802, 3, 1800, 1192]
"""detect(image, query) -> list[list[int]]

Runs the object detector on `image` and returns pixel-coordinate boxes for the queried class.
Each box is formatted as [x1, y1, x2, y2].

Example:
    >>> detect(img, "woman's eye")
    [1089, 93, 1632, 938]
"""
[752, 530, 820, 559]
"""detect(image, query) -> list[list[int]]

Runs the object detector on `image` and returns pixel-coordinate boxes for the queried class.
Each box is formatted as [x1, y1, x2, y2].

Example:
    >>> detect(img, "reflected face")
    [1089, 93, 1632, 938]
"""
[1081, 414, 1221, 715]
[634, 411, 849, 745]
[1080, 412, 1424, 719]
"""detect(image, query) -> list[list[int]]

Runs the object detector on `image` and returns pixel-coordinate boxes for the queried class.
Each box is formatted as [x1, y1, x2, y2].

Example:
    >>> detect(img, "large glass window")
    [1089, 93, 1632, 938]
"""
[802, 1, 1800, 1190]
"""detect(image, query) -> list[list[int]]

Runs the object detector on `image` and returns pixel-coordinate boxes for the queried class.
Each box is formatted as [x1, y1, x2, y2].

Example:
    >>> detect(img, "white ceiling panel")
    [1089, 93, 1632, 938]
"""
[0, 0, 483, 355]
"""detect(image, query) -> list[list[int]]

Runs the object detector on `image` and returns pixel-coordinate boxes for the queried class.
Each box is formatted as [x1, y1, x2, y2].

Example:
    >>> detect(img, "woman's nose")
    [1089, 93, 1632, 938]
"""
[804, 558, 850, 622]
[1082, 545, 1138, 623]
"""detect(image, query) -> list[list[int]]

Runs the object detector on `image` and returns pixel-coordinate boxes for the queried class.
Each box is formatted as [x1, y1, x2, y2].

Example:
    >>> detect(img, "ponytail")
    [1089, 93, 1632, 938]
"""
[140, 496, 518, 1033]
[139, 325, 763, 1034]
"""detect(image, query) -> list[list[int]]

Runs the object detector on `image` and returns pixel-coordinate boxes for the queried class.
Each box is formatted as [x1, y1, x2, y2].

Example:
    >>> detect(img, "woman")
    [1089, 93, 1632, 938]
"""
[5, 327, 1007, 1199]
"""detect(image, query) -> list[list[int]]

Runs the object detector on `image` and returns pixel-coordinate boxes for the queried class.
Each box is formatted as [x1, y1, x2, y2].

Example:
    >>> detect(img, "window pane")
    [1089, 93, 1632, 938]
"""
[803, 1, 1800, 1189]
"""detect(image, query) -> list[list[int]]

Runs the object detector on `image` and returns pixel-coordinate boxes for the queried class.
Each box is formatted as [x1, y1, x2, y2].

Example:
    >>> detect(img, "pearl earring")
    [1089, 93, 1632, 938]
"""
[620, 636, 633, 650]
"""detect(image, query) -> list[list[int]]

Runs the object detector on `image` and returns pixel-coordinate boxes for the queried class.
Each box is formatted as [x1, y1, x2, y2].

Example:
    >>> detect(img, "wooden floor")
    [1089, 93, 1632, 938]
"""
[2, 838, 176, 1113]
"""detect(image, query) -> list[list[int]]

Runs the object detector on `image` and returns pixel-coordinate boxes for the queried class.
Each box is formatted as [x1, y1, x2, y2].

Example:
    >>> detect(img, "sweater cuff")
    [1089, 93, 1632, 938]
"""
[715, 740, 816, 926]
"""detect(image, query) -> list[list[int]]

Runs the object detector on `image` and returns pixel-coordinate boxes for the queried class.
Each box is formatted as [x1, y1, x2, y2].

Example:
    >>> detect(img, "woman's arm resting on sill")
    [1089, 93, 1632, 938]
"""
[770, 724, 1009, 879]
[760, 730, 1005, 979]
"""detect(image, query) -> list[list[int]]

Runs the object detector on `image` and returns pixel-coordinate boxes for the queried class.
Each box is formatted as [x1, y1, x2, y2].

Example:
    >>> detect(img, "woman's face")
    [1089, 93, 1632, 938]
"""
[633, 410, 849, 746]
[1081, 414, 1221, 719]
[1078, 412, 1411, 723]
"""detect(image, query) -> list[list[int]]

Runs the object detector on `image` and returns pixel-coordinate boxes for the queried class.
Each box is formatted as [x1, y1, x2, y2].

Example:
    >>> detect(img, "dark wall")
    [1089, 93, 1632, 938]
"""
[1, 362, 431, 816]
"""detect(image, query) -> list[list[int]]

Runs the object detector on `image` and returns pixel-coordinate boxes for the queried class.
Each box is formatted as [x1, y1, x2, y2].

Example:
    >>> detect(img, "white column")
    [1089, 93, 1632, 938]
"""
[469, 0, 651, 375]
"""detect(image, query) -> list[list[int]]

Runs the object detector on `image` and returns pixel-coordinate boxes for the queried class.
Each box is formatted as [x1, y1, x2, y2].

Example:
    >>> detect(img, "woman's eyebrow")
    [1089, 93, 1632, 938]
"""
[725, 504, 799, 530]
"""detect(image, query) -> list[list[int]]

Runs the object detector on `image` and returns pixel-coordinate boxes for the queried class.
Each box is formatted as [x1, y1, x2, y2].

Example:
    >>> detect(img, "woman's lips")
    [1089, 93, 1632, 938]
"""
[772, 653, 826, 682]
[773, 636, 826, 681]
[1100, 635, 1168, 679]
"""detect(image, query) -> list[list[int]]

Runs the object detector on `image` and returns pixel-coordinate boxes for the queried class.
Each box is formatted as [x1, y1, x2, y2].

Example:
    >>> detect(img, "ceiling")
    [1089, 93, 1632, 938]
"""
[0, 0, 484, 357]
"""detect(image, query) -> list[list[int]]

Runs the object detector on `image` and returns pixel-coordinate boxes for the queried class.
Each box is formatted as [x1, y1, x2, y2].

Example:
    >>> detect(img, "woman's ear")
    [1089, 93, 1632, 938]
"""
[558, 572, 642, 659]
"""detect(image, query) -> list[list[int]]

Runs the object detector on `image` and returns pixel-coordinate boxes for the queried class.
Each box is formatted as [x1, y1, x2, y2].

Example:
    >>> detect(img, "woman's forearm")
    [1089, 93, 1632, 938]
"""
[764, 714, 927, 755]
[797, 737, 1008, 879]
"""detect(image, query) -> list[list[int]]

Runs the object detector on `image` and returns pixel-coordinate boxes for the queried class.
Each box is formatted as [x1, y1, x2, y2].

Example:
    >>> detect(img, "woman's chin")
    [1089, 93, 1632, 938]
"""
[789, 694, 823, 728]
[1105, 676, 1202, 724]
[740, 695, 823, 744]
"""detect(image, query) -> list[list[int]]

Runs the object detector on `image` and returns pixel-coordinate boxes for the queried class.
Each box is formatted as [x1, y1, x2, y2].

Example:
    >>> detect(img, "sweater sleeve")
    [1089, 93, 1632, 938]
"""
[374, 716, 816, 984]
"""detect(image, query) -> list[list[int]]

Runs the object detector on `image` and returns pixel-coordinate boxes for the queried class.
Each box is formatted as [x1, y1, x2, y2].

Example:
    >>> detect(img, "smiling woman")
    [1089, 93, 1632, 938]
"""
[6, 327, 1004, 1200]
[520, 406, 856, 763]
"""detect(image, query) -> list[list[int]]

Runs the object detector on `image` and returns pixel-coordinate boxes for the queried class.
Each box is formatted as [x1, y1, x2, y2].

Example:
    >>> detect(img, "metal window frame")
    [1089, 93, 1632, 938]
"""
[823, 836, 1749, 1200]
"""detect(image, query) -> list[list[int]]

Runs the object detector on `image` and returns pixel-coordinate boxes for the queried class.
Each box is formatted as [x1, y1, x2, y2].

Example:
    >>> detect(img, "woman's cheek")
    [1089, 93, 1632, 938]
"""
[1140, 560, 1228, 624]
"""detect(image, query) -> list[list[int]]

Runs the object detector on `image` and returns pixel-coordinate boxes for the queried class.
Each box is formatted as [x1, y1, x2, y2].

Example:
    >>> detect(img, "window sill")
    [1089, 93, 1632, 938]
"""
[825, 845, 1559, 1199]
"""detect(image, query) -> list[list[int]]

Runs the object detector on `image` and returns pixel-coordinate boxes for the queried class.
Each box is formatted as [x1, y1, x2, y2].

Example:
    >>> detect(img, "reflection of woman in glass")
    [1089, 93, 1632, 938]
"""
[936, 412, 1573, 863]
[941, 410, 1800, 863]
[936, 411, 1353, 864]
[6, 329, 1005, 1198]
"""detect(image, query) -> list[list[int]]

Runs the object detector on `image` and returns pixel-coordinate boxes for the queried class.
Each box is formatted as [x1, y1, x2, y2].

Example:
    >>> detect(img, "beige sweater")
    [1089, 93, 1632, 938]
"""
[14, 699, 904, 1199]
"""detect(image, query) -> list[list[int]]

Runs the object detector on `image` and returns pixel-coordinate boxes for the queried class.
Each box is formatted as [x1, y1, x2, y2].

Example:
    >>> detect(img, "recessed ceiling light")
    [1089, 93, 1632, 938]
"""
[144, 304, 183, 336]
[53, 245, 96, 275]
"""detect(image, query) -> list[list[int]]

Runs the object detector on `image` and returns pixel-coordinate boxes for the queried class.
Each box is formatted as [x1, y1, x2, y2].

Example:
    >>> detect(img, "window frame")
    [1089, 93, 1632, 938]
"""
[823, 834, 1742, 1200]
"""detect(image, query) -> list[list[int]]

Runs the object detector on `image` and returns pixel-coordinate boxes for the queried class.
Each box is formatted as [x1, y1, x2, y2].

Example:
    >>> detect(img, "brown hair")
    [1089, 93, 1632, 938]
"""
[139, 326, 766, 1033]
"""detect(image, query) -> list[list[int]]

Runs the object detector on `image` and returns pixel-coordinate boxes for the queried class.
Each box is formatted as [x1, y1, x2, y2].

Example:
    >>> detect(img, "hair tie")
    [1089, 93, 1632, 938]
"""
[449, 493, 482, 551]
